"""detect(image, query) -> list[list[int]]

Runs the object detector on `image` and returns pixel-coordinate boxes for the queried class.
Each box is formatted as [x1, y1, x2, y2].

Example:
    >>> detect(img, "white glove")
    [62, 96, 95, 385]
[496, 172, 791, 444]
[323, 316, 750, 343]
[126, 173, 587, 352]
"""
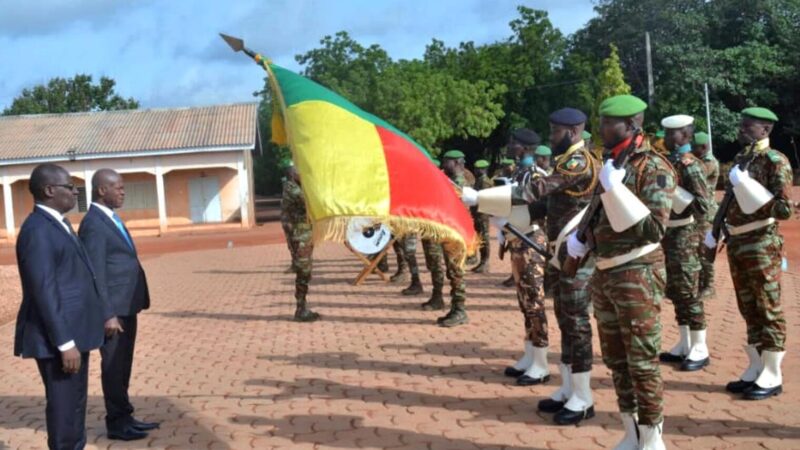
[566, 231, 588, 259]
[490, 216, 508, 229]
[599, 159, 626, 191]
[703, 231, 717, 249]
[728, 165, 750, 188]
[461, 186, 478, 206]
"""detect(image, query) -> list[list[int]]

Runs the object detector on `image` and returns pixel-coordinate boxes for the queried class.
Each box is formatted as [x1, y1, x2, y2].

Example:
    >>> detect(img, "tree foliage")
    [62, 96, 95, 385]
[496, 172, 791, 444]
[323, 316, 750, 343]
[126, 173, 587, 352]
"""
[3, 74, 138, 115]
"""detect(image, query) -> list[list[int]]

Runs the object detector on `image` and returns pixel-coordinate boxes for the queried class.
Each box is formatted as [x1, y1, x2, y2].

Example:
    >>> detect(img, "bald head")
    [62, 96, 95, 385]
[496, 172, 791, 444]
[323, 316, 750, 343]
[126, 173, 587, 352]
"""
[92, 169, 125, 209]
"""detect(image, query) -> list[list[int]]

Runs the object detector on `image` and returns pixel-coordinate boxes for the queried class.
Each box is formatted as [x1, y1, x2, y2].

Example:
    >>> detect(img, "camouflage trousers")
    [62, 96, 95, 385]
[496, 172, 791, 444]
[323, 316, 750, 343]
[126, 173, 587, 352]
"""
[441, 241, 467, 307]
[289, 225, 313, 303]
[592, 261, 665, 426]
[281, 220, 295, 262]
[400, 235, 421, 276]
[510, 229, 548, 347]
[392, 239, 406, 271]
[548, 257, 594, 373]
[472, 210, 490, 262]
[727, 225, 786, 352]
[663, 223, 705, 330]
[696, 220, 715, 292]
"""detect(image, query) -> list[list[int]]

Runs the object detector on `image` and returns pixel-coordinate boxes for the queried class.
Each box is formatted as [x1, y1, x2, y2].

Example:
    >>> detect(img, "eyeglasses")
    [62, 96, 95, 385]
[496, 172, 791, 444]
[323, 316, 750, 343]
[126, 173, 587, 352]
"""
[51, 184, 76, 190]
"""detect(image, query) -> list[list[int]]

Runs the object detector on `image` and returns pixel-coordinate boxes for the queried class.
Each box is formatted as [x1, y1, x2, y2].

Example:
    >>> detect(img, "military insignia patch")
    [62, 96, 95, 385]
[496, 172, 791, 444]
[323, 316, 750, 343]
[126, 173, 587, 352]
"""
[566, 159, 579, 170]
[657, 174, 667, 188]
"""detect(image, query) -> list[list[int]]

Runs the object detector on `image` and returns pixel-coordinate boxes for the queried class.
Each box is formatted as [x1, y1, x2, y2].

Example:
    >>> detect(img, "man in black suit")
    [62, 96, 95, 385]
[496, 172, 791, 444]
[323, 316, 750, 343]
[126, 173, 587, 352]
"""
[78, 169, 157, 441]
[14, 164, 106, 450]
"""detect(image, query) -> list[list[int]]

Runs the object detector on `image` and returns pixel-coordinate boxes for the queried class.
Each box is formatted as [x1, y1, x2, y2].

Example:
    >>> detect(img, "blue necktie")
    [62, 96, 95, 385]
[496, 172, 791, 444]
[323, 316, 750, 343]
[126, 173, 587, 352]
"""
[112, 213, 134, 249]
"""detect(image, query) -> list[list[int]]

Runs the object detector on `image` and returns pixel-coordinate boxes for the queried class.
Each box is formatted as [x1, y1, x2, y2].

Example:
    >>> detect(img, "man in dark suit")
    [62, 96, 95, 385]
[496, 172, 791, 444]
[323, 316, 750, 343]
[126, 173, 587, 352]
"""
[14, 164, 106, 450]
[78, 169, 157, 441]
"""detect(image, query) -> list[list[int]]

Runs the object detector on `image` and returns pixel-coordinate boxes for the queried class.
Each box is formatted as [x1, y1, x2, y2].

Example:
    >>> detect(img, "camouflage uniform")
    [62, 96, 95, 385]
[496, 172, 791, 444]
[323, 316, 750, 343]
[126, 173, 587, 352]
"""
[590, 140, 675, 425]
[664, 151, 710, 331]
[280, 178, 297, 270]
[508, 166, 549, 347]
[438, 173, 467, 321]
[471, 173, 493, 269]
[280, 178, 314, 312]
[697, 151, 720, 294]
[513, 142, 598, 373]
[725, 143, 792, 353]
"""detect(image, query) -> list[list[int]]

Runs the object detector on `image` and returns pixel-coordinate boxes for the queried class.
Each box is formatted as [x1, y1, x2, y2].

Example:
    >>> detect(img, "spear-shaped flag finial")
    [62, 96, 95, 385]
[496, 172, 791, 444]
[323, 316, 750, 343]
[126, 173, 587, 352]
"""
[219, 33, 258, 60]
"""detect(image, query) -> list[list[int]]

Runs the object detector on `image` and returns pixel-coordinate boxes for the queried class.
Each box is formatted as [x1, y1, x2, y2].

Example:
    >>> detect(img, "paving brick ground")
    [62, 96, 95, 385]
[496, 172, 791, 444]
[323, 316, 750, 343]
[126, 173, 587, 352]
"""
[0, 235, 798, 449]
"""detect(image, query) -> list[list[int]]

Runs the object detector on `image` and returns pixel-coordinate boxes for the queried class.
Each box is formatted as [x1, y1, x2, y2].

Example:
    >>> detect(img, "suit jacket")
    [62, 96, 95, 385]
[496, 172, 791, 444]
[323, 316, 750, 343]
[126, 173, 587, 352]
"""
[78, 205, 150, 318]
[14, 208, 106, 359]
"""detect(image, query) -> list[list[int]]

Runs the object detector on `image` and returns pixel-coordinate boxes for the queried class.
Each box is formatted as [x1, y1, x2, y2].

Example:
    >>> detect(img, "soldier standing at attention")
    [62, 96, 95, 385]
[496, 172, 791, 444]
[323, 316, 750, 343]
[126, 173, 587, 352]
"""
[658, 115, 712, 372]
[566, 95, 675, 449]
[432, 150, 469, 327]
[463, 108, 600, 425]
[692, 131, 719, 299]
[470, 159, 493, 273]
[495, 158, 517, 288]
[704, 107, 792, 400]
[280, 161, 319, 322]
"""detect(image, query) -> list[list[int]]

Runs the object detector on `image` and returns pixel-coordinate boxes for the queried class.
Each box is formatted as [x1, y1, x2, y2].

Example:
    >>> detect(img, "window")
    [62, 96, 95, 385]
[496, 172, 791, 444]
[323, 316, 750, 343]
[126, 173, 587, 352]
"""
[76, 187, 88, 212]
[120, 181, 157, 211]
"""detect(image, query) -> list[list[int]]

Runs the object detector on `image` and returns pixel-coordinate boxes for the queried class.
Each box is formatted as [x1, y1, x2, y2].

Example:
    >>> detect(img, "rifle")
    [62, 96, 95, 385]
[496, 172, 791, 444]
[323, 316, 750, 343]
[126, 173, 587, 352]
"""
[503, 222, 552, 260]
[706, 140, 758, 262]
[561, 129, 642, 277]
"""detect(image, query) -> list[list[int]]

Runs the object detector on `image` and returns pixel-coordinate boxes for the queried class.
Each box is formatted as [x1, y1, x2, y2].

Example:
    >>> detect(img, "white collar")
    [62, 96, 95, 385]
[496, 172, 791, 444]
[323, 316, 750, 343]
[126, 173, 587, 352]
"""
[91, 202, 116, 220]
[36, 204, 72, 234]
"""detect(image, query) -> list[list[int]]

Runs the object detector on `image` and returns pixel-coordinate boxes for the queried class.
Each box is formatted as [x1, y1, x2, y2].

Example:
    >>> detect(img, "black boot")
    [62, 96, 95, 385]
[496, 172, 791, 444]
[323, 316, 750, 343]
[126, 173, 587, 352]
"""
[421, 288, 445, 310]
[553, 405, 595, 425]
[437, 302, 468, 327]
[390, 253, 408, 282]
[501, 275, 515, 287]
[294, 295, 320, 322]
[402, 274, 424, 295]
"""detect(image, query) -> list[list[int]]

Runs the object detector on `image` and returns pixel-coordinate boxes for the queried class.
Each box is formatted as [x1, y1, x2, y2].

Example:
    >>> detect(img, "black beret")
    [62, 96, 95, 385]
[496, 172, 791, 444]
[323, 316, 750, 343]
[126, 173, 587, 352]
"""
[549, 108, 588, 126]
[511, 128, 540, 146]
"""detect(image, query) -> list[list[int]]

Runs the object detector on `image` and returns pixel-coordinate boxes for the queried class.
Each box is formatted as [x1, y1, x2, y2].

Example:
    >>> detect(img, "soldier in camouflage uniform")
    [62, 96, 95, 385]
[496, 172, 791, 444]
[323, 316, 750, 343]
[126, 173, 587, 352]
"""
[433, 150, 469, 327]
[692, 132, 719, 299]
[704, 107, 792, 401]
[566, 95, 675, 449]
[657, 115, 712, 373]
[280, 167, 297, 274]
[470, 160, 493, 273]
[389, 240, 408, 282]
[466, 109, 600, 425]
[279, 162, 320, 322]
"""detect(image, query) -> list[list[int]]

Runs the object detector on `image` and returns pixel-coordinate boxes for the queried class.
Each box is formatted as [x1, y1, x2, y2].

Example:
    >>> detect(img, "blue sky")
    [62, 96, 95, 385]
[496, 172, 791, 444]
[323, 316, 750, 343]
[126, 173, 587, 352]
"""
[0, 0, 597, 110]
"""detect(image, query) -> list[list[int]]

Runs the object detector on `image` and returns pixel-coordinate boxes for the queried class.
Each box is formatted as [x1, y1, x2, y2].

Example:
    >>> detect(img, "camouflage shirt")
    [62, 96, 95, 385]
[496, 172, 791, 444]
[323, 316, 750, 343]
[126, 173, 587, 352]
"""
[668, 151, 710, 223]
[593, 141, 676, 261]
[474, 173, 493, 190]
[512, 143, 599, 242]
[512, 165, 547, 227]
[280, 178, 310, 228]
[699, 151, 720, 222]
[725, 141, 793, 227]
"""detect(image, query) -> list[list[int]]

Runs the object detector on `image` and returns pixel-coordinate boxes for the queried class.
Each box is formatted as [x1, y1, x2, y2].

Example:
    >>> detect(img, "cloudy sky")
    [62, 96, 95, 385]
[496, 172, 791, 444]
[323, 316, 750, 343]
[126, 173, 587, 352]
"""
[0, 0, 597, 110]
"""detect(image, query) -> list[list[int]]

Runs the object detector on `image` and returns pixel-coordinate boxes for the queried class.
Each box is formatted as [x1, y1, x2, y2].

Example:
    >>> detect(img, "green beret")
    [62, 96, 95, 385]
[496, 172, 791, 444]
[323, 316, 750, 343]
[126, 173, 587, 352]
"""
[534, 146, 552, 156]
[474, 159, 490, 169]
[742, 107, 778, 122]
[442, 149, 465, 160]
[500, 158, 515, 166]
[581, 130, 592, 140]
[655, 130, 665, 139]
[278, 159, 294, 170]
[599, 94, 647, 117]
[432, 158, 441, 167]
[694, 132, 709, 145]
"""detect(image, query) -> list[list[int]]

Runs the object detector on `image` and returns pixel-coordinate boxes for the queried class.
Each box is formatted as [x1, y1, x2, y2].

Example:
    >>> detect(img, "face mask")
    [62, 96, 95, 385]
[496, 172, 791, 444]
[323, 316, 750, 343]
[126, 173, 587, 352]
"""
[677, 143, 692, 154]
[520, 155, 534, 167]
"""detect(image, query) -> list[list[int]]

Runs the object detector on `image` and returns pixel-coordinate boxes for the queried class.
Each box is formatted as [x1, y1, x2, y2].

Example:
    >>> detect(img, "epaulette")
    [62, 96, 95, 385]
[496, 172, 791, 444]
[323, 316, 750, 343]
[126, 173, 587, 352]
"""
[766, 149, 785, 164]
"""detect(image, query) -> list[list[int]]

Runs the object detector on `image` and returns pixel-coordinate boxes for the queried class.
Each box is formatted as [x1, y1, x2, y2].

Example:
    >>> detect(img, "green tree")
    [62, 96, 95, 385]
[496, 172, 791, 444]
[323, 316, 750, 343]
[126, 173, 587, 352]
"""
[591, 44, 631, 138]
[3, 74, 138, 115]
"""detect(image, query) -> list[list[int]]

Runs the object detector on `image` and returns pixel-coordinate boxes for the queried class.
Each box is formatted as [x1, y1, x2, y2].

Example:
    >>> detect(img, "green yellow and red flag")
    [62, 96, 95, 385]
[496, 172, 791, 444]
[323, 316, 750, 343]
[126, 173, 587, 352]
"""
[257, 56, 477, 256]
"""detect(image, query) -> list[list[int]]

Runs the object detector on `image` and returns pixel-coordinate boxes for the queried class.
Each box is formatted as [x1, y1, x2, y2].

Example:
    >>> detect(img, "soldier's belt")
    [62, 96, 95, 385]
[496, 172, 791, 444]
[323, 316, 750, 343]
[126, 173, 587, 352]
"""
[727, 218, 775, 236]
[596, 243, 661, 271]
[667, 216, 694, 228]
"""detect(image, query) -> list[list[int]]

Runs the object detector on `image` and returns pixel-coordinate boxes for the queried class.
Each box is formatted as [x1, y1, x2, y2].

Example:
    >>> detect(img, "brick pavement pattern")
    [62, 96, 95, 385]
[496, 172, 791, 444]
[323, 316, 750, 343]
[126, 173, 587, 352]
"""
[0, 239, 798, 449]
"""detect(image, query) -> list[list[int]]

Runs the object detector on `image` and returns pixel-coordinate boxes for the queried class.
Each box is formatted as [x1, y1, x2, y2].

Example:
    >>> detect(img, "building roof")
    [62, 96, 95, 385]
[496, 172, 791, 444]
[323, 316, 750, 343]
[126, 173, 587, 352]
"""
[0, 102, 259, 164]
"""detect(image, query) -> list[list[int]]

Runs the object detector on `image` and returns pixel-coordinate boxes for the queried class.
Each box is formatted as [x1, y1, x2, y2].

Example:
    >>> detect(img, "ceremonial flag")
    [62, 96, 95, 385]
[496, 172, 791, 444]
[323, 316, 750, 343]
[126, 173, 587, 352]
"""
[261, 58, 477, 255]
